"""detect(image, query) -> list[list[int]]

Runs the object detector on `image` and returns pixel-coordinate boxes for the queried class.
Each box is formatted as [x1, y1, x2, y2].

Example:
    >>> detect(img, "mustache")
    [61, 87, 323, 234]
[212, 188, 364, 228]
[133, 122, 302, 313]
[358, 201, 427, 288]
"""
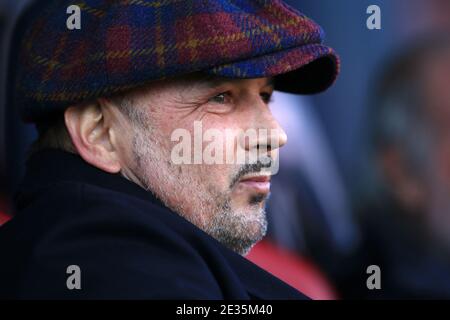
[229, 156, 273, 189]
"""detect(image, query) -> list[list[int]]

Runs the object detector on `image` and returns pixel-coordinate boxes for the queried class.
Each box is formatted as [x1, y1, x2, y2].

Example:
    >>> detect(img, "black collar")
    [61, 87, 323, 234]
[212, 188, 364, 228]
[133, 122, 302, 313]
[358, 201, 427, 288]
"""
[14, 148, 165, 211]
[13, 149, 304, 299]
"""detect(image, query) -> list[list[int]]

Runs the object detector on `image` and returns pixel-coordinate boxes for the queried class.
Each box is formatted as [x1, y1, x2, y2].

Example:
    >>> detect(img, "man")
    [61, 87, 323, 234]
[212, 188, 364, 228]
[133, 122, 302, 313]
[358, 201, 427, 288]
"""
[345, 36, 450, 299]
[0, 0, 339, 299]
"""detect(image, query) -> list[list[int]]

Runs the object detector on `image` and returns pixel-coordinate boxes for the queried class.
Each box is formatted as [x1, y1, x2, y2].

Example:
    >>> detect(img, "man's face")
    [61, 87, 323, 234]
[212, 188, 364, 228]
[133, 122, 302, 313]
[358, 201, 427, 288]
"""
[420, 51, 450, 247]
[382, 50, 450, 248]
[114, 74, 287, 255]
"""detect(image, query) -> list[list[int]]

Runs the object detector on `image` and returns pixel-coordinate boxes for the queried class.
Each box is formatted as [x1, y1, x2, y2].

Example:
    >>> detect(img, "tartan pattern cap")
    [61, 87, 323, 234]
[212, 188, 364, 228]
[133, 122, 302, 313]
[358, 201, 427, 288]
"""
[13, 0, 340, 122]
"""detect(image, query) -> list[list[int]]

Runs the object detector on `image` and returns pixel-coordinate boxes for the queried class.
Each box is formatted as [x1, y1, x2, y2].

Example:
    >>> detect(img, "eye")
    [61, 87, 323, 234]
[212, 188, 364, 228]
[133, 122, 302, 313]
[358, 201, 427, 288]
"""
[209, 92, 231, 104]
[205, 91, 234, 113]
[260, 92, 273, 104]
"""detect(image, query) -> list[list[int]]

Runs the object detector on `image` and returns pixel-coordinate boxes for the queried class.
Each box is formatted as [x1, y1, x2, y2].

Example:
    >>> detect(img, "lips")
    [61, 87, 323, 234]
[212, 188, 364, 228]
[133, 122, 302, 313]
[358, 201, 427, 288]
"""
[238, 174, 271, 193]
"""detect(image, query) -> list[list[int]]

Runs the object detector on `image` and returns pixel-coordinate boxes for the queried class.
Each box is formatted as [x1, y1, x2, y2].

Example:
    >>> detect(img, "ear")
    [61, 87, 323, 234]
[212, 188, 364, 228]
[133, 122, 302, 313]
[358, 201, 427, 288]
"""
[64, 101, 122, 173]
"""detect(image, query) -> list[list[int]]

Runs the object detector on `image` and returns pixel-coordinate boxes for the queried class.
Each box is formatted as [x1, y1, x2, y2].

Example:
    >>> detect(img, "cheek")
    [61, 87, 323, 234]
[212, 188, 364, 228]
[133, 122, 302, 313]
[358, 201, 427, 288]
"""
[112, 126, 138, 166]
[195, 163, 234, 190]
[205, 119, 243, 155]
[165, 116, 244, 184]
[198, 121, 243, 187]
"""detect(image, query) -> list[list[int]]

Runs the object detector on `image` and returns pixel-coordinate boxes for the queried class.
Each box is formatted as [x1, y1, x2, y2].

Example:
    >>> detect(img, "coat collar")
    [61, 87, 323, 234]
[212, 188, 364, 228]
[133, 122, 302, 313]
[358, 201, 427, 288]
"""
[15, 148, 304, 300]
[14, 148, 165, 211]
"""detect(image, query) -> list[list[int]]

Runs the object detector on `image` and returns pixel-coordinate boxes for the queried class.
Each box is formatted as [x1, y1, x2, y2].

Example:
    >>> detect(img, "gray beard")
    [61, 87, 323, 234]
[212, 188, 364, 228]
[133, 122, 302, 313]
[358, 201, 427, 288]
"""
[128, 126, 267, 256]
[203, 197, 267, 256]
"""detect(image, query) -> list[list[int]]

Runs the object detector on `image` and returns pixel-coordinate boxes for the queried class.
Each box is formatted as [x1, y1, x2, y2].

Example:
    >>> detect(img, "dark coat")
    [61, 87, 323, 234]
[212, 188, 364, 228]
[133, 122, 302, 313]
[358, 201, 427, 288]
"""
[0, 149, 306, 299]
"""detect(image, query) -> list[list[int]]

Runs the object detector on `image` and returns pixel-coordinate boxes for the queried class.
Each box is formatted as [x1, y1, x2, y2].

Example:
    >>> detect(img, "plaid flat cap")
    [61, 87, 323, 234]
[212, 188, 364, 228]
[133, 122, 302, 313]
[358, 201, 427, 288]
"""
[11, 0, 340, 122]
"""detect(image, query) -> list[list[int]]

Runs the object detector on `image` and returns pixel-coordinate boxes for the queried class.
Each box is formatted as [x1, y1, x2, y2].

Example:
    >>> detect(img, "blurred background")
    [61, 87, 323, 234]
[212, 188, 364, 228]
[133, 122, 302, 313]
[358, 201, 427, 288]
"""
[2, 0, 450, 299]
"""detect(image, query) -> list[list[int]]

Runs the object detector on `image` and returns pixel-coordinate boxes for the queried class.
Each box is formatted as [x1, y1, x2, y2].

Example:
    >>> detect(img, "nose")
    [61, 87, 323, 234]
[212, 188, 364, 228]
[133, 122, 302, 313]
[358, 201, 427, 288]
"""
[242, 104, 288, 153]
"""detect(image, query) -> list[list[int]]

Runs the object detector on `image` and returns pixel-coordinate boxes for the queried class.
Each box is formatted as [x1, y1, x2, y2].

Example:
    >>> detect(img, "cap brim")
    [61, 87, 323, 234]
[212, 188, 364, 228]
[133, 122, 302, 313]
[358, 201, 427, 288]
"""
[206, 43, 339, 94]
